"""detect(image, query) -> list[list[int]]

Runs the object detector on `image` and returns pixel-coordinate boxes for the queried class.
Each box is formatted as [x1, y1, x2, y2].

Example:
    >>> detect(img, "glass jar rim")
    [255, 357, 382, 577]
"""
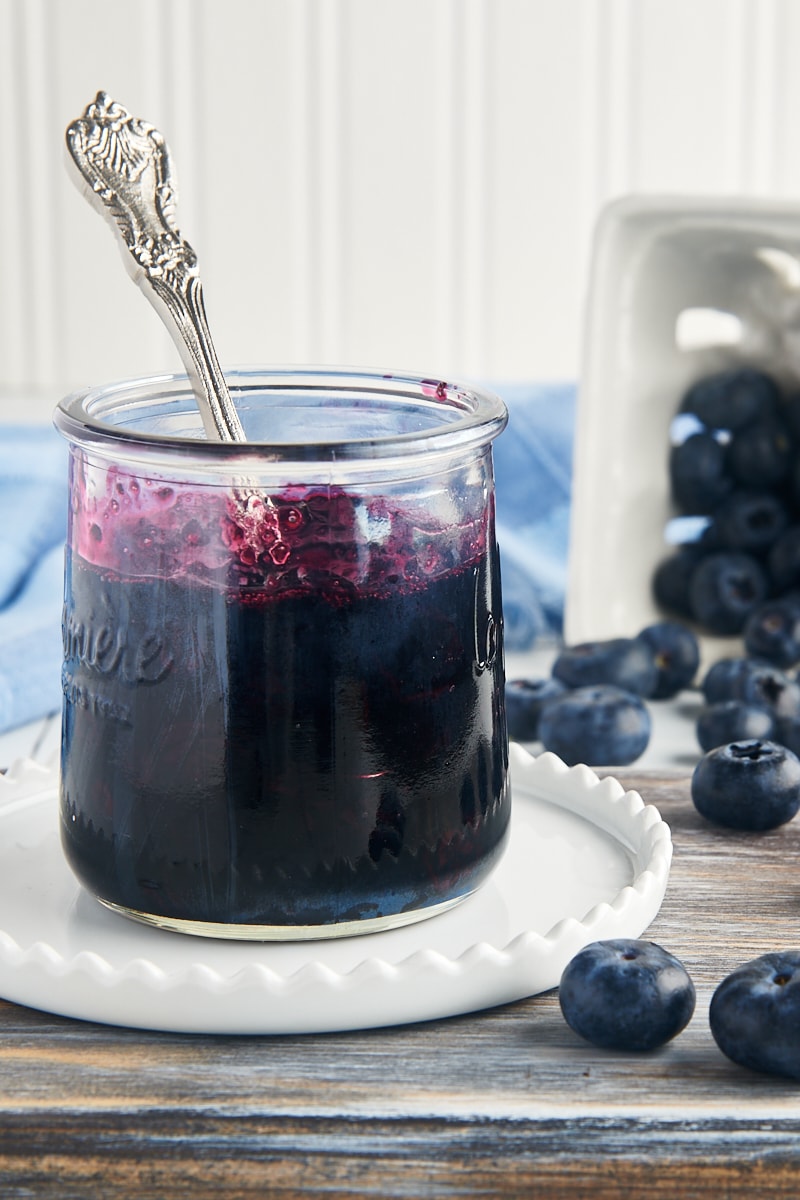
[54, 366, 508, 464]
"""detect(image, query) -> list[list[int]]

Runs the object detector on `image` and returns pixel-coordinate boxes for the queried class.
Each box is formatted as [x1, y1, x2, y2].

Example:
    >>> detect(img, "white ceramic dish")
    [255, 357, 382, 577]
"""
[567, 195, 800, 669]
[0, 745, 670, 1034]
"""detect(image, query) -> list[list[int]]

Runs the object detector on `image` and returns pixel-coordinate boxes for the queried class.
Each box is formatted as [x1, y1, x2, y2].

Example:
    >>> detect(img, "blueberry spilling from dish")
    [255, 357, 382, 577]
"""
[657, 365, 800, 639]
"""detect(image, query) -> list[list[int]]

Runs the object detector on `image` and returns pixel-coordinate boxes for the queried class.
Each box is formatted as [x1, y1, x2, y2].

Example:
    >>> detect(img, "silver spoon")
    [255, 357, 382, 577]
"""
[66, 91, 245, 443]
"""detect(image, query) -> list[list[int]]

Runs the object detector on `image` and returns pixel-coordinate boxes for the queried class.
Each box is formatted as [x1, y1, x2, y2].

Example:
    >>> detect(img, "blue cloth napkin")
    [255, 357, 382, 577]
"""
[0, 385, 575, 733]
[0, 425, 68, 733]
[492, 382, 575, 649]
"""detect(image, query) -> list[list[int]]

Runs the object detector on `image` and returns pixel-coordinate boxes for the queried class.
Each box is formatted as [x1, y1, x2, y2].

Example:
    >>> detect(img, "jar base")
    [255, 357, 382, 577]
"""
[96, 890, 475, 941]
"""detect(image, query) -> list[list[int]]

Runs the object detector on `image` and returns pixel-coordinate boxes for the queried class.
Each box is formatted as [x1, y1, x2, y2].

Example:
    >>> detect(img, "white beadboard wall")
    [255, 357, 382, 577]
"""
[3, 0, 800, 422]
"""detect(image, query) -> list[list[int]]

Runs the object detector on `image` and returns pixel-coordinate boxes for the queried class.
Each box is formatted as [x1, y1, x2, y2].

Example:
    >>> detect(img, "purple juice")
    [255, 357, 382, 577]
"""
[60, 470, 509, 932]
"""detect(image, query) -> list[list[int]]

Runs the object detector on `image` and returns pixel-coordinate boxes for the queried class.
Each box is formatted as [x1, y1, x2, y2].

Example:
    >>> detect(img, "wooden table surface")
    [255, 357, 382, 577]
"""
[0, 764, 799, 1198]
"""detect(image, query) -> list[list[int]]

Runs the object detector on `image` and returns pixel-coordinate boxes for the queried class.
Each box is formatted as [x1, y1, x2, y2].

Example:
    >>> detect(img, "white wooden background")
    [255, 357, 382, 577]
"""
[3, 0, 800, 423]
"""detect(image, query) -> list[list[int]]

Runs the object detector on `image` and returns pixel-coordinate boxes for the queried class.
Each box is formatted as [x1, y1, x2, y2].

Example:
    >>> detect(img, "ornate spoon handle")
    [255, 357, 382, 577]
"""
[66, 91, 245, 443]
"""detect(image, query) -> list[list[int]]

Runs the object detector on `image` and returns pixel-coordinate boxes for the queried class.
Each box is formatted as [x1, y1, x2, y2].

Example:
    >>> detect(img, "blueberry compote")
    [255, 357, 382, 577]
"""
[60, 464, 509, 935]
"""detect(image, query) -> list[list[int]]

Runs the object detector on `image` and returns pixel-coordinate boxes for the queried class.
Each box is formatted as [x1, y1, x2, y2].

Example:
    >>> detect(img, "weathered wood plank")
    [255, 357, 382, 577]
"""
[0, 1113, 800, 1198]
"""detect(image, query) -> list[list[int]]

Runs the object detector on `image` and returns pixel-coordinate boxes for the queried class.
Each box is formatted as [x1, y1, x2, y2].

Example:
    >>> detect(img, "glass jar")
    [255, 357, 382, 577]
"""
[55, 367, 510, 940]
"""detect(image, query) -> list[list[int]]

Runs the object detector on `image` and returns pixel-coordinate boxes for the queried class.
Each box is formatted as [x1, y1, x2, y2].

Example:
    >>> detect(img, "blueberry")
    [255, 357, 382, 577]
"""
[691, 739, 800, 830]
[559, 939, 696, 1052]
[669, 433, 733, 513]
[710, 952, 800, 1079]
[538, 685, 651, 767]
[790, 458, 800, 513]
[775, 714, 800, 757]
[652, 549, 704, 620]
[743, 597, 800, 669]
[768, 525, 800, 593]
[636, 621, 699, 699]
[784, 391, 800, 441]
[710, 491, 788, 556]
[702, 656, 772, 703]
[688, 551, 768, 635]
[552, 638, 657, 697]
[696, 700, 775, 754]
[738, 663, 800, 722]
[705, 657, 800, 720]
[702, 657, 800, 721]
[680, 366, 780, 432]
[726, 417, 793, 490]
[505, 677, 566, 742]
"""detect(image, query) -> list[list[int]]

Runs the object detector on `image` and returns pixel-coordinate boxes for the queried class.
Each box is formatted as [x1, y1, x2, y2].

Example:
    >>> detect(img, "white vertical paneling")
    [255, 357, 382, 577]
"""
[7, 0, 60, 389]
[431, 0, 492, 376]
[594, 0, 638, 200]
[48, 0, 182, 390]
[772, 0, 800, 196]
[316, 0, 345, 361]
[579, 0, 640, 202]
[729, 0, 791, 196]
[768, 0, 792, 195]
[432, 0, 459, 373]
[0, 1, 26, 389]
[288, 0, 315, 361]
[198, 0, 303, 367]
[285, 0, 346, 363]
[634, 0, 746, 192]
[727, 0, 787, 195]
[490, 0, 588, 381]
[341, 0, 448, 374]
[460, 0, 491, 376]
[160, 0, 204, 246]
[157, 0, 220, 365]
[725, 0, 754, 191]
[140, 0, 169, 133]
[746, 0, 781, 192]
[578, 0, 603, 243]
[2, 0, 800, 419]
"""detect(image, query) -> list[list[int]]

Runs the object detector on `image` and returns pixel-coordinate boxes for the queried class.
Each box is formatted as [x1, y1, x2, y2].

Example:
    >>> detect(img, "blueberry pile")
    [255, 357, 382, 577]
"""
[655, 366, 800, 638]
[558, 938, 800, 1080]
[506, 620, 699, 766]
[509, 627, 800, 1072]
[518, 366, 800, 1074]
[510, 623, 800, 773]
[691, 649, 800, 810]
[698, 649, 800, 742]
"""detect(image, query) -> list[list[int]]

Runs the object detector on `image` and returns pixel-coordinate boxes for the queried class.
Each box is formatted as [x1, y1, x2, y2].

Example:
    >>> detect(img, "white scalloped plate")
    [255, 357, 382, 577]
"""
[0, 744, 671, 1034]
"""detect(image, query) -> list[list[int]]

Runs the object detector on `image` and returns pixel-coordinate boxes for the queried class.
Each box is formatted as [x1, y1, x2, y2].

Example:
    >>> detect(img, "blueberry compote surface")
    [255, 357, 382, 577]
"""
[60, 470, 509, 929]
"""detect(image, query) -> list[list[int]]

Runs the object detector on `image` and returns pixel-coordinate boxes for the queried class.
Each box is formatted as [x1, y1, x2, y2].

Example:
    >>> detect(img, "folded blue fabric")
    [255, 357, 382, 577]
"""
[0, 425, 68, 733]
[492, 382, 575, 649]
[0, 384, 575, 733]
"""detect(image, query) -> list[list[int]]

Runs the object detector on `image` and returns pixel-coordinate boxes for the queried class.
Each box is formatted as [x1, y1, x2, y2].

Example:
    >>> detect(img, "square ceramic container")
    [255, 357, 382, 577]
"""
[565, 195, 800, 668]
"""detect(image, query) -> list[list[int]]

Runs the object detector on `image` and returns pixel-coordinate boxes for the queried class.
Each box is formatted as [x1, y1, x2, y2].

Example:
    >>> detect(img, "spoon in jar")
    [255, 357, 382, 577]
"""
[65, 91, 245, 443]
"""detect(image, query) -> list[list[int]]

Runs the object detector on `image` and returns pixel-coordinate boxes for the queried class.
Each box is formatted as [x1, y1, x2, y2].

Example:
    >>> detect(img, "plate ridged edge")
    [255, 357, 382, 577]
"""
[0, 747, 672, 1032]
